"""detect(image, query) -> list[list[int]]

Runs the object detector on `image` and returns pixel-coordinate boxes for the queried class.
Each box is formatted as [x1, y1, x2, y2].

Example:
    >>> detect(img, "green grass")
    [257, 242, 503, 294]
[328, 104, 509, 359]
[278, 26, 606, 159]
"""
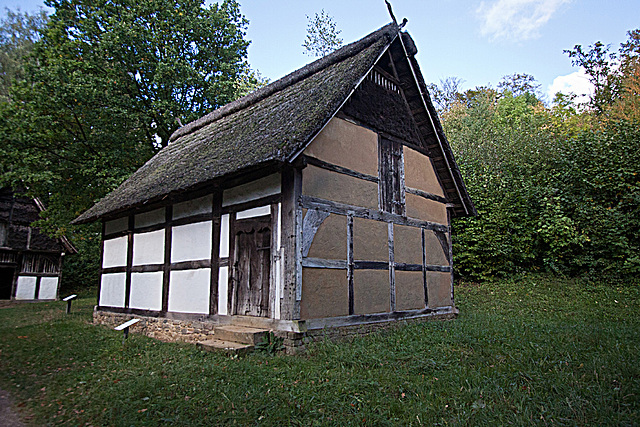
[0, 275, 638, 425]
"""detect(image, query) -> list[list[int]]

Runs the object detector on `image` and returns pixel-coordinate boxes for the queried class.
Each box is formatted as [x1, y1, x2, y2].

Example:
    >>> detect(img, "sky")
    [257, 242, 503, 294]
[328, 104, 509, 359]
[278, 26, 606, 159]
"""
[2, 0, 638, 104]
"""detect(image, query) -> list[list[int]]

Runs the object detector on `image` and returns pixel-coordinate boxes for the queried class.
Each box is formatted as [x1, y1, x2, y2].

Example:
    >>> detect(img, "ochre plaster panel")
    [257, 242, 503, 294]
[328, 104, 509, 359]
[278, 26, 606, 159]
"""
[302, 165, 379, 210]
[304, 117, 378, 176]
[300, 268, 349, 319]
[427, 272, 452, 308]
[393, 224, 423, 265]
[353, 270, 390, 314]
[424, 231, 449, 266]
[307, 214, 347, 260]
[403, 146, 445, 197]
[353, 217, 388, 262]
[405, 193, 448, 225]
[395, 271, 425, 311]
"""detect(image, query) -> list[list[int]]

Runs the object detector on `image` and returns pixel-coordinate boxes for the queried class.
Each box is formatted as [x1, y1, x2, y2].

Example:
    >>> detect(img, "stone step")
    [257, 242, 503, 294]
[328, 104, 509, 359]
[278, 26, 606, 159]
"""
[197, 339, 254, 357]
[213, 325, 269, 345]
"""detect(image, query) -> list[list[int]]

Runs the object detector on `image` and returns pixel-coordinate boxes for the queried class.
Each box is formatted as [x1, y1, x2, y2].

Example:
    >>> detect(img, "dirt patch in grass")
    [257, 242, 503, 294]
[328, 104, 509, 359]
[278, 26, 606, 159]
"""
[0, 388, 28, 426]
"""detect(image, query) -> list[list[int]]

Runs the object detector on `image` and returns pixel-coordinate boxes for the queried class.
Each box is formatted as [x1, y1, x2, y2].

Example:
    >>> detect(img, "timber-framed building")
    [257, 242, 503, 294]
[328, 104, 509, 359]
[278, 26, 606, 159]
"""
[74, 22, 476, 351]
[0, 188, 76, 301]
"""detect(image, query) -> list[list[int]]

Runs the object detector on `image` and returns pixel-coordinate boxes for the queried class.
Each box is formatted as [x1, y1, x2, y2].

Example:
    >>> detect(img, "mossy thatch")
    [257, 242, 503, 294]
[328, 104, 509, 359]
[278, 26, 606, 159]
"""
[73, 24, 399, 224]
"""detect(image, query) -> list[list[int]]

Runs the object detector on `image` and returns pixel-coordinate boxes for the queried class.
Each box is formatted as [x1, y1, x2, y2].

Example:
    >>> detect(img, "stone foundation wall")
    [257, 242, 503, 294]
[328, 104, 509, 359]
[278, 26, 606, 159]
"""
[275, 311, 457, 354]
[93, 310, 215, 343]
[93, 308, 456, 354]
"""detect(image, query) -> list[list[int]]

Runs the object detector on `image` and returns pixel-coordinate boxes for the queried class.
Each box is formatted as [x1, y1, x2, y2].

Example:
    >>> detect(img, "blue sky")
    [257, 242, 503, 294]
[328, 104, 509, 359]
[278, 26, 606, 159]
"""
[2, 0, 638, 103]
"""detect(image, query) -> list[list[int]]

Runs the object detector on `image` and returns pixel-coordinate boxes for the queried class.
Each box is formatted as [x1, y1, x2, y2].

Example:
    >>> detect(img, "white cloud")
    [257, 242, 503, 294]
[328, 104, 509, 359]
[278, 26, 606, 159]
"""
[547, 68, 594, 104]
[477, 0, 571, 41]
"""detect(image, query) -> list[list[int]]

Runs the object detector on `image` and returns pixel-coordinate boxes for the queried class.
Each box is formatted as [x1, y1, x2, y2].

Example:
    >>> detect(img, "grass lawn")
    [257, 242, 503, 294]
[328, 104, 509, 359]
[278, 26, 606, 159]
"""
[0, 275, 638, 425]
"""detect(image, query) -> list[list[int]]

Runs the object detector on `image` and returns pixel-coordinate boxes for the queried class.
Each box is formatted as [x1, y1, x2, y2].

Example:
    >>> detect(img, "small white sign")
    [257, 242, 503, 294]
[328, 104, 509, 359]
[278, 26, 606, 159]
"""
[114, 318, 140, 331]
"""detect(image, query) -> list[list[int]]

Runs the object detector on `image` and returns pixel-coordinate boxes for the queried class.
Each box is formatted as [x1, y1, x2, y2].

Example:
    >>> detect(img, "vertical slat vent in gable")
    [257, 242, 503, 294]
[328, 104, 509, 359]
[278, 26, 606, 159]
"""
[366, 69, 400, 94]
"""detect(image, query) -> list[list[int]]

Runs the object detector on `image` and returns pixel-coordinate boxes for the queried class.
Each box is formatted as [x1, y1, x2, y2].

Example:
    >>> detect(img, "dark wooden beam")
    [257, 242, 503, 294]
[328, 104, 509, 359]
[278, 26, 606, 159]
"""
[303, 156, 379, 184]
[301, 258, 347, 269]
[300, 196, 448, 232]
[301, 209, 330, 257]
[405, 187, 449, 204]
[221, 193, 281, 215]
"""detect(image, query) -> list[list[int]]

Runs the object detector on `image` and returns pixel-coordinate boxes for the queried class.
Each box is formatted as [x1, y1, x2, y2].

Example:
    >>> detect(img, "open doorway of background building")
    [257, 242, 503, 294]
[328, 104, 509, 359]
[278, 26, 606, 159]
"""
[0, 267, 15, 299]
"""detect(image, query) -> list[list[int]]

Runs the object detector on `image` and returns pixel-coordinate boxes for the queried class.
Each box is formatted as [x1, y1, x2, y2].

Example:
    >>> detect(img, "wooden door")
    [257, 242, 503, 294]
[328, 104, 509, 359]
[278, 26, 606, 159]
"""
[232, 215, 271, 317]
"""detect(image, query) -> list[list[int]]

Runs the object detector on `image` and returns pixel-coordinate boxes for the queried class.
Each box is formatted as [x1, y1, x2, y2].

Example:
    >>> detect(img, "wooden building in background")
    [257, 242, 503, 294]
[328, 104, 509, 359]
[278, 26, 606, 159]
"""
[0, 189, 76, 301]
[73, 22, 476, 350]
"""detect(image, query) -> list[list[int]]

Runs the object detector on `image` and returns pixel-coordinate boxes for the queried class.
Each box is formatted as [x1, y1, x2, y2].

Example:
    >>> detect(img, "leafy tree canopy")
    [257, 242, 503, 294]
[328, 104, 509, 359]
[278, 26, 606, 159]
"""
[302, 9, 343, 57]
[0, 7, 48, 102]
[0, 0, 259, 289]
[564, 29, 640, 118]
[442, 29, 640, 281]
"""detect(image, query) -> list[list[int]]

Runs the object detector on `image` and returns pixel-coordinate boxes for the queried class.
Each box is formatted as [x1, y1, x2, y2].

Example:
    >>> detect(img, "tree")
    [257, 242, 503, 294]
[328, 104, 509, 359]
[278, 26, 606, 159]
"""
[497, 73, 542, 98]
[564, 41, 619, 114]
[610, 29, 640, 122]
[427, 76, 464, 113]
[302, 10, 343, 57]
[0, 0, 257, 289]
[0, 8, 48, 102]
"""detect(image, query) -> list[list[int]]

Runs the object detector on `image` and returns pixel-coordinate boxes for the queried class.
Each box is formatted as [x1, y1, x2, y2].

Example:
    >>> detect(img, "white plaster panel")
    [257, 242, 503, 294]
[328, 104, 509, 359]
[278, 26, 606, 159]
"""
[173, 195, 213, 220]
[217, 266, 229, 316]
[129, 272, 163, 311]
[102, 236, 128, 268]
[99, 273, 126, 307]
[104, 217, 128, 235]
[236, 205, 271, 220]
[15, 276, 36, 300]
[171, 221, 212, 263]
[222, 173, 281, 207]
[219, 214, 229, 258]
[132, 229, 165, 266]
[168, 268, 210, 314]
[38, 277, 59, 300]
[135, 208, 165, 229]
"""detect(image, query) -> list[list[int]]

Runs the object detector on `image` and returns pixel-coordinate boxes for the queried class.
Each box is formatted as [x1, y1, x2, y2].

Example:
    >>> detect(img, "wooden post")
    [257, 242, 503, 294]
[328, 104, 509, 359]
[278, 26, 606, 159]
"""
[210, 192, 222, 316]
[447, 208, 455, 306]
[124, 215, 134, 309]
[347, 213, 354, 315]
[162, 206, 173, 314]
[388, 222, 396, 312]
[280, 165, 302, 320]
[97, 221, 105, 306]
[63, 294, 77, 314]
[422, 227, 428, 307]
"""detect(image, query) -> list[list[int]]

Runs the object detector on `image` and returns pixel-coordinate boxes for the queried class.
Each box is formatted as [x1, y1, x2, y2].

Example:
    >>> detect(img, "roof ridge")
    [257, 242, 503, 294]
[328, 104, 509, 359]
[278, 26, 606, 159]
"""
[169, 22, 399, 143]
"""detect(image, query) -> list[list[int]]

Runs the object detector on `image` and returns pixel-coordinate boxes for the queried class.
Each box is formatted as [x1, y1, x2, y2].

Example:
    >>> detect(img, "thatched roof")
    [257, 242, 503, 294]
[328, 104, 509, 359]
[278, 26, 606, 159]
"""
[1, 188, 77, 254]
[74, 21, 475, 224]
